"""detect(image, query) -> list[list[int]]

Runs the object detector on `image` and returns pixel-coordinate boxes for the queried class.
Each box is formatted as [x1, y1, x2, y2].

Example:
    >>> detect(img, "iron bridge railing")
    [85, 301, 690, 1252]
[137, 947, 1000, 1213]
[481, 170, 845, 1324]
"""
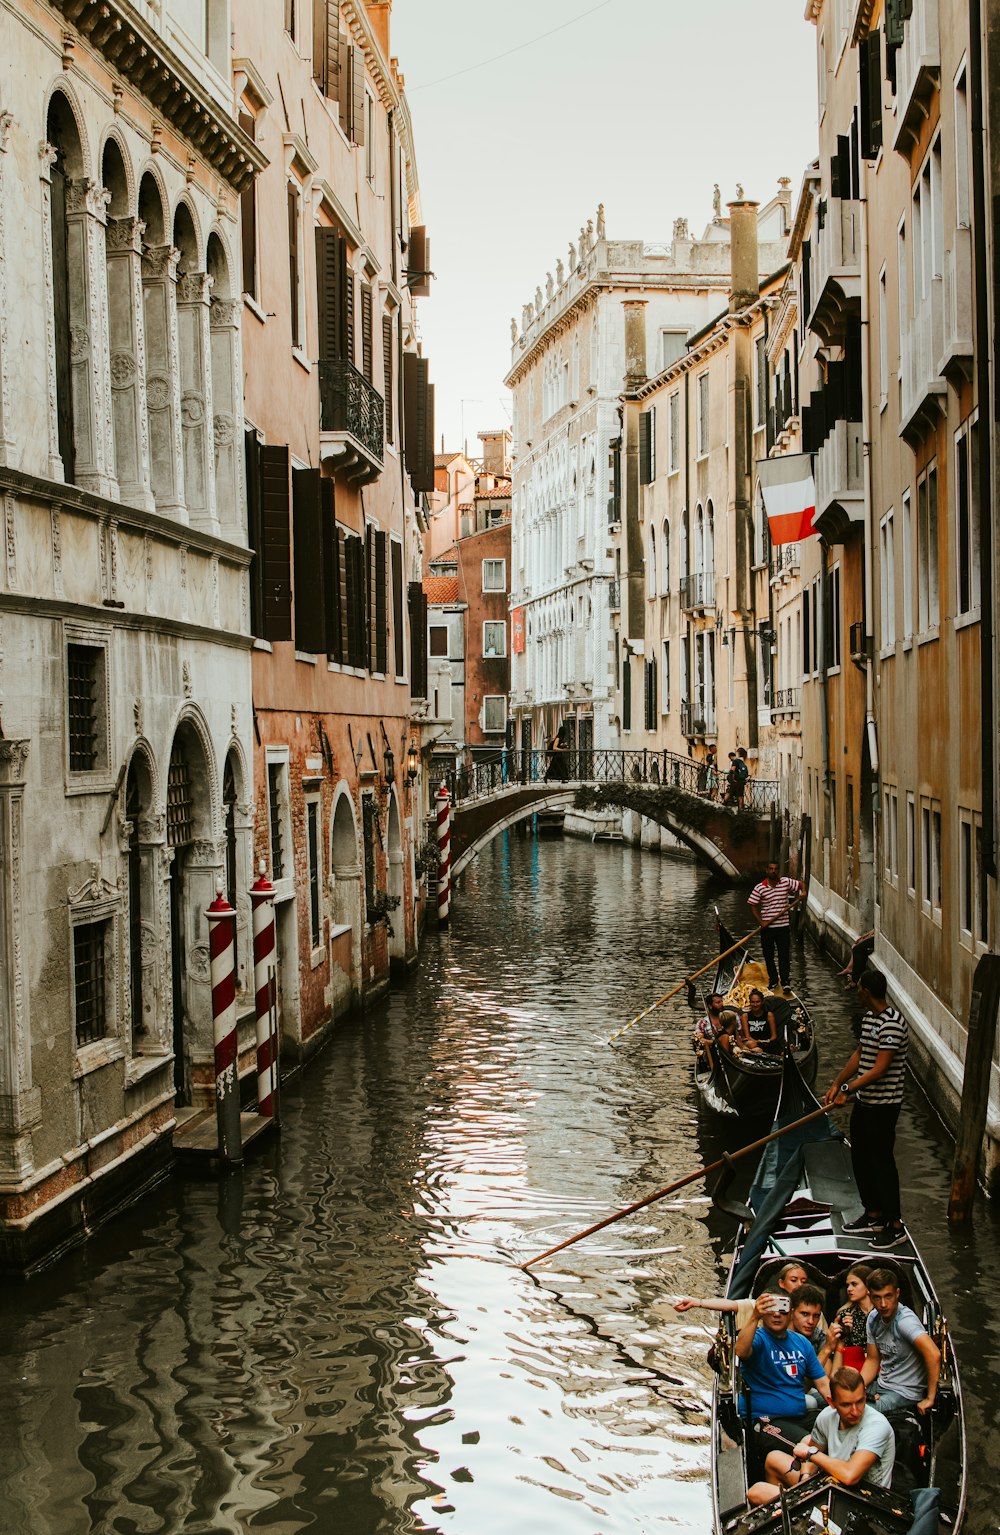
[438, 747, 780, 816]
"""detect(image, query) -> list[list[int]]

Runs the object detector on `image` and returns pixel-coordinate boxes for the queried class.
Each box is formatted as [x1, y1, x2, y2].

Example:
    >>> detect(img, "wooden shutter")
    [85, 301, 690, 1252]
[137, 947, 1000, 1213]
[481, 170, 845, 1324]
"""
[352, 45, 366, 145]
[333, 527, 349, 663]
[365, 523, 376, 668]
[391, 538, 404, 676]
[344, 260, 355, 366]
[287, 184, 300, 349]
[375, 529, 388, 674]
[382, 313, 394, 443]
[337, 31, 350, 133]
[313, 0, 328, 91]
[407, 225, 431, 296]
[622, 657, 632, 731]
[315, 227, 350, 362]
[388, 111, 397, 283]
[403, 353, 434, 491]
[260, 445, 292, 641]
[360, 284, 373, 382]
[859, 30, 883, 160]
[639, 409, 652, 485]
[885, 0, 903, 46]
[293, 468, 326, 653]
[831, 134, 851, 198]
[239, 113, 257, 298]
[321, 477, 336, 650]
[408, 580, 427, 698]
[244, 429, 264, 636]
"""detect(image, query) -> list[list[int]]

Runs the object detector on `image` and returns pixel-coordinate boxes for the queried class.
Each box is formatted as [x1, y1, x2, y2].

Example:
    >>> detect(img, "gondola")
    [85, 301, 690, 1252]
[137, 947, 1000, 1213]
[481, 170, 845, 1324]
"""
[693, 917, 818, 1117]
[705, 1052, 966, 1534]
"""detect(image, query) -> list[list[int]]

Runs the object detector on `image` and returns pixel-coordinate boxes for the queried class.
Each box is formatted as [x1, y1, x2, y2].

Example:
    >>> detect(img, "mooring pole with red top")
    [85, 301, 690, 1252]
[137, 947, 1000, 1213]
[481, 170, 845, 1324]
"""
[250, 861, 278, 1119]
[436, 784, 451, 925]
[206, 886, 243, 1165]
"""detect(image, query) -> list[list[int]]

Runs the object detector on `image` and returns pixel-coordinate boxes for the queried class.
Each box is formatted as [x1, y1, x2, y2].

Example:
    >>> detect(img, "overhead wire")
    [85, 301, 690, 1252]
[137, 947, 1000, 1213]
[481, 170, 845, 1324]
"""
[408, 0, 618, 92]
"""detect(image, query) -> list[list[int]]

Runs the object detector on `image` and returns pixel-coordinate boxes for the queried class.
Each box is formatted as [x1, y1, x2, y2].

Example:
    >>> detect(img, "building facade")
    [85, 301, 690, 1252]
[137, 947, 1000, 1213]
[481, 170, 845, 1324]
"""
[0, 0, 265, 1269]
[236, 0, 432, 1036]
[506, 204, 790, 774]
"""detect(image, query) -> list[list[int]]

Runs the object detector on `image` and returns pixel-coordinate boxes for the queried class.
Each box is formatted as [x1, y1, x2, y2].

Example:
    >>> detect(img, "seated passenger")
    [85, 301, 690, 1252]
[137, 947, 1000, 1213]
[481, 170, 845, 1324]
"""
[747, 1366, 895, 1506]
[669, 1261, 813, 1330]
[693, 994, 737, 1062]
[735, 1289, 830, 1448]
[740, 990, 781, 1054]
[832, 1264, 875, 1372]
[863, 1268, 940, 1416]
[789, 1283, 837, 1409]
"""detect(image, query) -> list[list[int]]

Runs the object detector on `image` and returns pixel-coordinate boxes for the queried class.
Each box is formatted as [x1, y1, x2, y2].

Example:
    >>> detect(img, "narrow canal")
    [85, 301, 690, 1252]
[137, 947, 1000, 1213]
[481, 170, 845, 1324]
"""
[2, 835, 999, 1534]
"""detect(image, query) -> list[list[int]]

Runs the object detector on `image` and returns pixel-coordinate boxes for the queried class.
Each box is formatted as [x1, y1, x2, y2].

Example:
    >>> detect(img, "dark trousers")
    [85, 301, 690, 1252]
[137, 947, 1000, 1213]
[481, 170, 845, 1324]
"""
[850, 1100, 902, 1223]
[761, 926, 791, 986]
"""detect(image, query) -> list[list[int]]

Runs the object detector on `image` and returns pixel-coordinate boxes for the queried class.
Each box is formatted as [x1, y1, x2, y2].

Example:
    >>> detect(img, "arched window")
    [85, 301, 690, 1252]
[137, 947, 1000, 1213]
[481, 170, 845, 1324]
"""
[695, 503, 705, 574]
[103, 137, 153, 509]
[207, 232, 239, 528]
[648, 524, 657, 597]
[139, 172, 182, 514]
[661, 518, 670, 595]
[173, 202, 209, 519]
[45, 93, 86, 485]
[680, 508, 689, 580]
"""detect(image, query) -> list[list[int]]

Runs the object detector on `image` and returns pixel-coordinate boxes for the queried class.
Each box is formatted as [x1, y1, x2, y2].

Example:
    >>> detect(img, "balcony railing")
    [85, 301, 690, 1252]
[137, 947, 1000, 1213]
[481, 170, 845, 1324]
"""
[681, 688, 717, 738]
[899, 277, 945, 444]
[772, 687, 800, 715]
[318, 358, 384, 483]
[893, 0, 940, 154]
[679, 570, 716, 612]
[809, 197, 862, 345]
[814, 418, 864, 542]
[940, 228, 974, 381]
[769, 543, 800, 583]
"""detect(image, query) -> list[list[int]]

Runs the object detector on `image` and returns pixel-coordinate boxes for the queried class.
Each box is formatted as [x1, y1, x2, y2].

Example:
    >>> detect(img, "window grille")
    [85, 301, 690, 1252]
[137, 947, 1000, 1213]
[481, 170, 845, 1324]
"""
[126, 774, 144, 1044]
[268, 763, 285, 879]
[67, 644, 99, 771]
[74, 920, 108, 1047]
[167, 743, 194, 848]
[307, 801, 321, 948]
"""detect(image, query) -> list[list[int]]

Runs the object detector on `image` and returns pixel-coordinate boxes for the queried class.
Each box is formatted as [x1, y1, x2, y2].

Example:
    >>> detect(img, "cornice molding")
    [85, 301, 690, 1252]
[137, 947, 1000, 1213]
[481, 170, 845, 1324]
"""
[46, 0, 267, 192]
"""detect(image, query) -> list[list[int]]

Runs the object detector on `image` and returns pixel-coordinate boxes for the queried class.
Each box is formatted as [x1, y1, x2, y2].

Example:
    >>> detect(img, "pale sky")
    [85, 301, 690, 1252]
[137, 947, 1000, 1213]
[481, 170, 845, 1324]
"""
[391, 0, 821, 455]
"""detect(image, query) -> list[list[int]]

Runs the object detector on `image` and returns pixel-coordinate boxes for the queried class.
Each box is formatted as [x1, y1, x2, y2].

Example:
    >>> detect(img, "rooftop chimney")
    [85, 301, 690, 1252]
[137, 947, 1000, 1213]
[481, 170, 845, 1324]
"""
[728, 199, 759, 313]
[478, 429, 511, 476]
[365, 1, 392, 59]
[623, 300, 648, 387]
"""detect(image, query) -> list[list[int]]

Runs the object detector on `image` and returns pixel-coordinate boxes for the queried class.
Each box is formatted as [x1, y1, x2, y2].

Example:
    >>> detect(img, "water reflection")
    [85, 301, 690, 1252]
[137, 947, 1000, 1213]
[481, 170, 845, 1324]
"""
[1, 835, 998, 1533]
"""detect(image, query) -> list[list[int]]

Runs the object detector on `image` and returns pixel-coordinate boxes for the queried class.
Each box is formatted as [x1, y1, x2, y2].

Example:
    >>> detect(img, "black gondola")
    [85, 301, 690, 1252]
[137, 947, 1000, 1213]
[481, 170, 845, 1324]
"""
[706, 1052, 966, 1534]
[694, 917, 818, 1117]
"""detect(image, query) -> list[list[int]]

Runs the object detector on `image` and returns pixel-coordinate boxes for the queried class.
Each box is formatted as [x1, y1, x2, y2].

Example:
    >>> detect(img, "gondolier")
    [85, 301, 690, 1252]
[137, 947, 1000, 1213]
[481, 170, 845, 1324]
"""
[748, 862, 803, 995]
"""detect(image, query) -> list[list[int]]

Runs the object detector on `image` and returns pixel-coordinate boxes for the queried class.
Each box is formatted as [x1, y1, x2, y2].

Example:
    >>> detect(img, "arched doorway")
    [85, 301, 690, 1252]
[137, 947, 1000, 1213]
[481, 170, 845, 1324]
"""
[386, 791, 405, 968]
[165, 716, 217, 1104]
[124, 749, 159, 1052]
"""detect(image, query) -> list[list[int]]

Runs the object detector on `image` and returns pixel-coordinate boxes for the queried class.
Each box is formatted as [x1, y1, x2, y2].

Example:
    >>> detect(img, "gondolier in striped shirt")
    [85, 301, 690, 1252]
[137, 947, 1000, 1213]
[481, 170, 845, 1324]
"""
[747, 862, 804, 996]
[824, 969, 909, 1250]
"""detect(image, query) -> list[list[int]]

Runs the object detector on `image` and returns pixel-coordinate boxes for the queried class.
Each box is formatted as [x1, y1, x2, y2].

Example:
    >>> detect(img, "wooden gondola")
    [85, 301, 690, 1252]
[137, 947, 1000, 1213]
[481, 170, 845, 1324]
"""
[694, 918, 818, 1117]
[706, 1052, 966, 1534]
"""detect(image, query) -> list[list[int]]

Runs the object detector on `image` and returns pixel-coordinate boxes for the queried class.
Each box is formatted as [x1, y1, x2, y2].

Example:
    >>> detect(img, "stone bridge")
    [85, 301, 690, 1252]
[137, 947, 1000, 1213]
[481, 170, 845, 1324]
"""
[446, 750, 781, 880]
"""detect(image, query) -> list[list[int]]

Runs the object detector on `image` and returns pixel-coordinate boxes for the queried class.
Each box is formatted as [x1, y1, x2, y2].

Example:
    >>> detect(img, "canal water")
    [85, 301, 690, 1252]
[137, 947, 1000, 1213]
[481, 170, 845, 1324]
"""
[2, 834, 999, 1534]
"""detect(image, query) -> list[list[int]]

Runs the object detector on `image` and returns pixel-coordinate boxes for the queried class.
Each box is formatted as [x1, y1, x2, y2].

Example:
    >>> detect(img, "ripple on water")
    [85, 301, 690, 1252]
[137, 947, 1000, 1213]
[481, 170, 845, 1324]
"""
[1, 835, 998, 1532]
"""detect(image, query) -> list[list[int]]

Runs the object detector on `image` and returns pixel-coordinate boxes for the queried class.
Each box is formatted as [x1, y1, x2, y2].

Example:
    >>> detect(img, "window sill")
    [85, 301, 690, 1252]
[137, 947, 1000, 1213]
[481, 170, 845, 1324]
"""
[253, 637, 273, 653]
[125, 1051, 172, 1088]
[243, 294, 267, 324]
[66, 772, 116, 797]
[291, 346, 312, 373]
[827, 664, 841, 678]
[329, 922, 352, 940]
[310, 944, 325, 970]
[294, 650, 318, 665]
[327, 662, 367, 677]
[902, 638, 913, 652]
[916, 626, 940, 647]
[73, 1037, 125, 1080]
[879, 644, 896, 661]
[954, 610, 981, 632]
[272, 877, 295, 903]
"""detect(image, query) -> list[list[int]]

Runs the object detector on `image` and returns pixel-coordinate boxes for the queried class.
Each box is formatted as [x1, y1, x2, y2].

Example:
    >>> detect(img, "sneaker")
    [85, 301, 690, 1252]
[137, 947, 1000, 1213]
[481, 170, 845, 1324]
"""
[842, 1213, 879, 1234]
[870, 1224, 908, 1249]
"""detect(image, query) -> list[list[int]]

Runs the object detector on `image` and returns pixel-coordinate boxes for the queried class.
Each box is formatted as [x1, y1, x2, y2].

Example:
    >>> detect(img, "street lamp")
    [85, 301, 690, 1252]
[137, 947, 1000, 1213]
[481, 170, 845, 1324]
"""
[406, 740, 419, 784]
[383, 744, 395, 784]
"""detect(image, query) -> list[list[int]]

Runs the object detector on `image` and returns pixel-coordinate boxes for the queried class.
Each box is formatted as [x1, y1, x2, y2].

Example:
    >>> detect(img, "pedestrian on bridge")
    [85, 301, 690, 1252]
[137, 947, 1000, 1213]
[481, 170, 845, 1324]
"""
[748, 861, 804, 995]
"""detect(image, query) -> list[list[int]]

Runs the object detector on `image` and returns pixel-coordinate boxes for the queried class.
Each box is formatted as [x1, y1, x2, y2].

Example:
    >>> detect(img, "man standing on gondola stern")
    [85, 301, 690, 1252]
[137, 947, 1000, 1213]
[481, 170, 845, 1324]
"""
[824, 969, 909, 1250]
[748, 861, 804, 995]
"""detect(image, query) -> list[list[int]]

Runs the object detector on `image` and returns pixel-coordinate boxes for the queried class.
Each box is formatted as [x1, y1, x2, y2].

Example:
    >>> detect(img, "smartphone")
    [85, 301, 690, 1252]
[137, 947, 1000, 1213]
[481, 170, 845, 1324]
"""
[772, 1295, 791, 1313]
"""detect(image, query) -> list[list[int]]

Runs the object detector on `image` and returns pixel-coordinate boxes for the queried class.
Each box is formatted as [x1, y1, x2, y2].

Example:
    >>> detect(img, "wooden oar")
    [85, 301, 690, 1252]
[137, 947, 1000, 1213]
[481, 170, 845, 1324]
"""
[519, 1098, 831, 1269]
[609, 899, 803, 1044]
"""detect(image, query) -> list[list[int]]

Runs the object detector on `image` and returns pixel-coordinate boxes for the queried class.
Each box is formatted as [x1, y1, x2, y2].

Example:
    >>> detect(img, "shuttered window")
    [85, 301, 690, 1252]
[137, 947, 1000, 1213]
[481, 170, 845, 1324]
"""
[292, 468, 336, 654]
[361, 284, 373, 382]
[239, 112, 257, 298]
[382, 313, 394, 442]
[644, 657, 657, 731]
[259, 444, 292, 641]
[408, 580, 428, 698]
[342, 532, 366, 669]
[287, 184, 301, 349]
[315, 227, 355, 364]
[639, 407, 655, 484]
[622, 657, 632, 731]
[352, 44, 366, 146]
[391, 539, 405, 677]
[403, 352, 434, 491]
[859, 29, 883, 160]
[375, 529, 388, 674]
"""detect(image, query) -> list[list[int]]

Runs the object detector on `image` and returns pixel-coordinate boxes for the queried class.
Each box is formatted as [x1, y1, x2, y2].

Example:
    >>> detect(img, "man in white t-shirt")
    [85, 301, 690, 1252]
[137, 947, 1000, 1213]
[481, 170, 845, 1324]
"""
[747, 1366, 895, 1505]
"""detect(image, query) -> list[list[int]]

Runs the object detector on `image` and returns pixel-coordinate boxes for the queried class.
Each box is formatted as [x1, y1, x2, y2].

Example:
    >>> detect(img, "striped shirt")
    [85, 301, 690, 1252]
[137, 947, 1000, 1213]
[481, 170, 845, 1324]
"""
[857, 1005, 908, 1105]
[748, 876, 802, 928]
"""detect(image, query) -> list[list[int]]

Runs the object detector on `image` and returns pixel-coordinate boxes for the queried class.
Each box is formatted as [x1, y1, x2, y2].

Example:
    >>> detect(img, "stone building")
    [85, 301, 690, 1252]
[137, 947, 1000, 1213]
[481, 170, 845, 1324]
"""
[0, 0, 264, 1269]
[236, 0, 432, 1033]
[802, 0, 995, 1168]
[506, 205, 790, 776]
[611, 195, 793, 802]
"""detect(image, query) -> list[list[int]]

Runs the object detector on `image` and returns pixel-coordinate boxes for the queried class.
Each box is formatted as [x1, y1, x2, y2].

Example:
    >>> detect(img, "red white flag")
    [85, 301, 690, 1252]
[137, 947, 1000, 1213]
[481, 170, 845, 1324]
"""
[757, 454, 816, 546]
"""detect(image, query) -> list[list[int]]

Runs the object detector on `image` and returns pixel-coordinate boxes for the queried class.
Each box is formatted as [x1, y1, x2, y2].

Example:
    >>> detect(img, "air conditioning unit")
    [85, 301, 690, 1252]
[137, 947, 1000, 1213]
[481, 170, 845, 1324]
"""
[849, 621, 872, 667]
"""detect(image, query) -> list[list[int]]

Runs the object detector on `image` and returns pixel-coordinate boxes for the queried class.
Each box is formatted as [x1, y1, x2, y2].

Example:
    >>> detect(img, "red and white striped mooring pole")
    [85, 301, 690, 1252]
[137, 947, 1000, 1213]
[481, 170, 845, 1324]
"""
[206, 886, 243, 1166]
[436, 783, 451, 926]
[250, 862, 278, 1119]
